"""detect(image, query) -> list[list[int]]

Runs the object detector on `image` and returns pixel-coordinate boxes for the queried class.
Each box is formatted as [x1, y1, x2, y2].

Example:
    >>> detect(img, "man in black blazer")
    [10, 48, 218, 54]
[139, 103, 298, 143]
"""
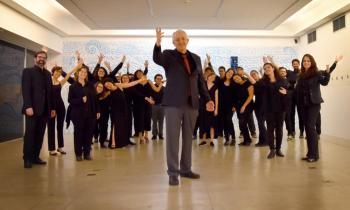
[22, 51, 55, 168]
[153, 27, 214, 186]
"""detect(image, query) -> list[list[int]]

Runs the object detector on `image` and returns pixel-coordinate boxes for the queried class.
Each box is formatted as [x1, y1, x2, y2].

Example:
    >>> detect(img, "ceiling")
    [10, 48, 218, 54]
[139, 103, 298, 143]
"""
[57, 0, 312, 30]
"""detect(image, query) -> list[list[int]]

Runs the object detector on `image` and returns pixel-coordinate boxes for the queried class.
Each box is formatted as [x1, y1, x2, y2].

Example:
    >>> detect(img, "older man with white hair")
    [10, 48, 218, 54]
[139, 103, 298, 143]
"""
[153, 27, 215, 186]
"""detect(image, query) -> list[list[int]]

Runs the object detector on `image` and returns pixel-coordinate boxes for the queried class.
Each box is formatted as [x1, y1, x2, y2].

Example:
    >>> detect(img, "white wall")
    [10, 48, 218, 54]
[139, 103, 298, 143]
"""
[297, 11, 350, 139]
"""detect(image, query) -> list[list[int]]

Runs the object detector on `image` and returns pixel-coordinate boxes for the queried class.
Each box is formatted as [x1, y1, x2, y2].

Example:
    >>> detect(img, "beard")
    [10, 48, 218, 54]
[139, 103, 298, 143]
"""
[36, 60, 46, 66]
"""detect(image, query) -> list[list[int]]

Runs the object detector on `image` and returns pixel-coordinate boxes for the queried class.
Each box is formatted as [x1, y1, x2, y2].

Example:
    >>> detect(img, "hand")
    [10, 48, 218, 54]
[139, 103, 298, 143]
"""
[144, 60, 149, 68]
[82, 96, 87, 103]
[206, 101, 215, 112]
[206, 53, 211, 62]
[75, 51, 81, 61]
[25, 107, 34, 116]
[240, 106, 246, 113]
[279, 87, 287, 95]
[140, 75, 147, 82]
[76, 58, 84, 69]
[121, 55, 126, 63]
[145, 97, 155, 105]
[325, 64, 330, 73]
[335, 55, 343, 62]
[97, 113, 101, 119]
[126, 62, 130, 71]
[51, 110, 56, 118]
[263, 56, 268, 64]
[232, 107, 236, 113]
[267, 55, 274, 63]
[203, 59, 208, 68]
[155, 27, 164, 46]
[97, 53, 104, 64]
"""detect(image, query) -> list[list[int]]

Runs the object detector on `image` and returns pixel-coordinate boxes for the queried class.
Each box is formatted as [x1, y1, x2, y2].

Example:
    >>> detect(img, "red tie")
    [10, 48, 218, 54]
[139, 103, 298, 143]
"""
[181, 54, 191, 75]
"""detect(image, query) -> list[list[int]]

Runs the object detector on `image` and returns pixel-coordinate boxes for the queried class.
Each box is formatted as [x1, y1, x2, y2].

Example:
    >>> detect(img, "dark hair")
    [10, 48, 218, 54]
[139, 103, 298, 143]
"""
[250, 70, 259, 74]
[279, 67, 287, 71]
[225, 68, 235, 83]
[102, 77, 114, 85]
[205, 67, 214, 72]
[154, 74, 163, 80]
[300, 54, 318, 79]
[262, 63, 281, 82]
[218, 66, 226, 71]
[51, 66, 62, 75]
[133, 69, 144, 79]
[35, 51, 47, 58]
[292, 59, 300, 64]
[93, 66, 108, 81]
[237, 66, 244, 71]
[121, 74, 129, 82]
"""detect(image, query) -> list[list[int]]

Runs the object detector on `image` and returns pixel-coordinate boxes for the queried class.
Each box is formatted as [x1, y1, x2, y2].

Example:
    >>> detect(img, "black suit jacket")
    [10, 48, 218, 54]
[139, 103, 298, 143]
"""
[153, 45, 210, 109]
[22, 65, 54, 116]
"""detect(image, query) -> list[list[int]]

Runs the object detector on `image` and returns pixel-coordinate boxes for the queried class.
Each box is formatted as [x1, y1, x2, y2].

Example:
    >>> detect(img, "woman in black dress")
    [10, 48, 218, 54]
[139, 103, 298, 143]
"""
[47, 63, 79, 156]
[68, 66, 100, 161]
[103, 76, 148, 148]
[199, 72, 218, 146]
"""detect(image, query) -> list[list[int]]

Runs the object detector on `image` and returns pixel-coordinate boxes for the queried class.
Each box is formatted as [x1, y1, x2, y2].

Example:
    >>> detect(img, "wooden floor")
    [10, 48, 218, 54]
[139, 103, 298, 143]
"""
[1, 134, 350, 210]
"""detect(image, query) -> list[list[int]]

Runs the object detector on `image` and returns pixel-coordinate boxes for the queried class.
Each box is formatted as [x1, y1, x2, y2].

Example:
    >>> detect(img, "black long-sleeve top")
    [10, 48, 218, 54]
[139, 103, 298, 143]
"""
[151, 84, 164, 105]
[68, 81, 100, 120]
[232, 80, 253, 109]
[219, 81, 235, 111]
[92, 62, 124, 82]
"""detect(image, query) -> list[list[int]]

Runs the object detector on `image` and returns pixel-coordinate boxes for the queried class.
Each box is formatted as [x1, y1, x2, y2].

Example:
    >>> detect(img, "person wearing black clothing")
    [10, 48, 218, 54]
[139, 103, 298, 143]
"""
[150, 74, 165, 140]
[92, 55, 126, 143]
[47, 64, 78, 156]
[249, 70, 268, 147]
[94, 81, 110, 148]
[68, 66, 100, 161]
[236, 67, 257, 138]
[22, 51, 55, 168]
[104, 77, 147, 148]
[221, 68, 236, 146]
[232, 74, 254, 146]
[120, 74, 135, 138]
[250, 63, 288, 158]
[295, 54, 333, 162]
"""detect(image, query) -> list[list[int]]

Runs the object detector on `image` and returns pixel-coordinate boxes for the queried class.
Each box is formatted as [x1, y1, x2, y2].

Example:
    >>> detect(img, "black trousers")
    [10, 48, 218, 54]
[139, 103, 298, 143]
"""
[72, 117, 95, 157]
[23, 114, 47, 161]
[152, 105, 165, 137]
[247, 113, 256, 135]
[134, 102, 152, 133]
[237, 106, 253, 143]
[254, 109, 267, 144]
[316, 112, 321, 135]
[222, 108, 235, 139]
[265, 112, 285, 150]
[296, 104, 305, 135]
[302, 104, 321, 159]
[47, 105, 65, 151]
[93, 108, 110, 144]
[285, 94, 296, 135]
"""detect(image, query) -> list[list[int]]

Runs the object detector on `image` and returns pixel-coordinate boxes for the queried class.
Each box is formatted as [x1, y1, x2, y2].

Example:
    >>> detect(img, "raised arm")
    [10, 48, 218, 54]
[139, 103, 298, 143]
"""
[92, 53, 104, 75]
[243, 72, 257, 84]
[147, 80, 163, 92]
[60, 59, 83, 86]
[109, 55, 126, 78]
[115, 76, 147, 89]
[143, 60, 149, 75]
[153, 27, 167, 68]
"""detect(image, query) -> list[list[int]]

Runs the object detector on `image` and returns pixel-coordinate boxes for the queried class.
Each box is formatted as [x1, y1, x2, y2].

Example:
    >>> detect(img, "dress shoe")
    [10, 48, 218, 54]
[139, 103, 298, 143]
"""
[180, 171, 200, 179]
[199, 141, 207, 146]
[151, 135, 157, 140]
[224, 140, 230, 146]
[301, 157, 309, 161]
[276, 150, 285, 157]
[267, 150, 276, 159]
[169, 176, 179, 186]
[210, 142, 214, 147]
[24, 160, 32, 169]
[307, 158, 318, 163]
[49, 151, 58, 156]
[84, 155, 92, 161]
[230, 140, 236, 146]
[76, 156, 83, 161]
[159, 135, 164, 140]
[32, 158, 47, 165]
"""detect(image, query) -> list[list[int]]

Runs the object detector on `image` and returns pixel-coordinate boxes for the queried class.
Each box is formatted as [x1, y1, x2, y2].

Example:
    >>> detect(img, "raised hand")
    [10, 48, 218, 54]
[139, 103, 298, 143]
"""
[144, 60, 149, 68]
[206, 53, 211, 63]
[263, 56, 268, 64]
[97, 53, 104, 64]
[267, 55, 274, 63]
[121, 55, 126, 63]
[156, 27, 164, 47]
[104, 60, 111, 70]
[75, 50, 81, 62]
[336, 55, 343, 62]
[325, 64, 330, 73]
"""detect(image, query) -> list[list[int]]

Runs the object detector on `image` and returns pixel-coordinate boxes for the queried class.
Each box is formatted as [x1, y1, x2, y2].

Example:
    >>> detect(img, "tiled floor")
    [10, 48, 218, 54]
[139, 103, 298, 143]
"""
[0, 135, 350, 210]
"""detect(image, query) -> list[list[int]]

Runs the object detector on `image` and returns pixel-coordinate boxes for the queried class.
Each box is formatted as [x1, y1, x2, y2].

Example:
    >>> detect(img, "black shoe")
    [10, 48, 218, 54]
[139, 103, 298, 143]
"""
[159, 136, 164, 140]
[151, 135, 157, 140]
[230, 140, 236, 146]
[24, 160, 32, 169]
[84, 155, 92, 161]
[76, 156, 83, 161]
[267, 150, 276, 159]
[210, 142, 214, 147]
[276, 150, 285, 157]
[238, 142, 250, 146]
[180, 171, 200, 179]
[32, 158, 47, 165]
[251, 133, 257, 138]
[199, 141, 207, 146]
[100, 143, 107, 148]
[301, 157, 309, 161]
[169, 176, 179, 186]
[224, 140, 230, 146]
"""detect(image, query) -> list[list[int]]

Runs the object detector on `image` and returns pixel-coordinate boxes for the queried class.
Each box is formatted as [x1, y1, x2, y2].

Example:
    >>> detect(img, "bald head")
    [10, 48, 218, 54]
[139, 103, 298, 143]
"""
[172, 29, 189, 54]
